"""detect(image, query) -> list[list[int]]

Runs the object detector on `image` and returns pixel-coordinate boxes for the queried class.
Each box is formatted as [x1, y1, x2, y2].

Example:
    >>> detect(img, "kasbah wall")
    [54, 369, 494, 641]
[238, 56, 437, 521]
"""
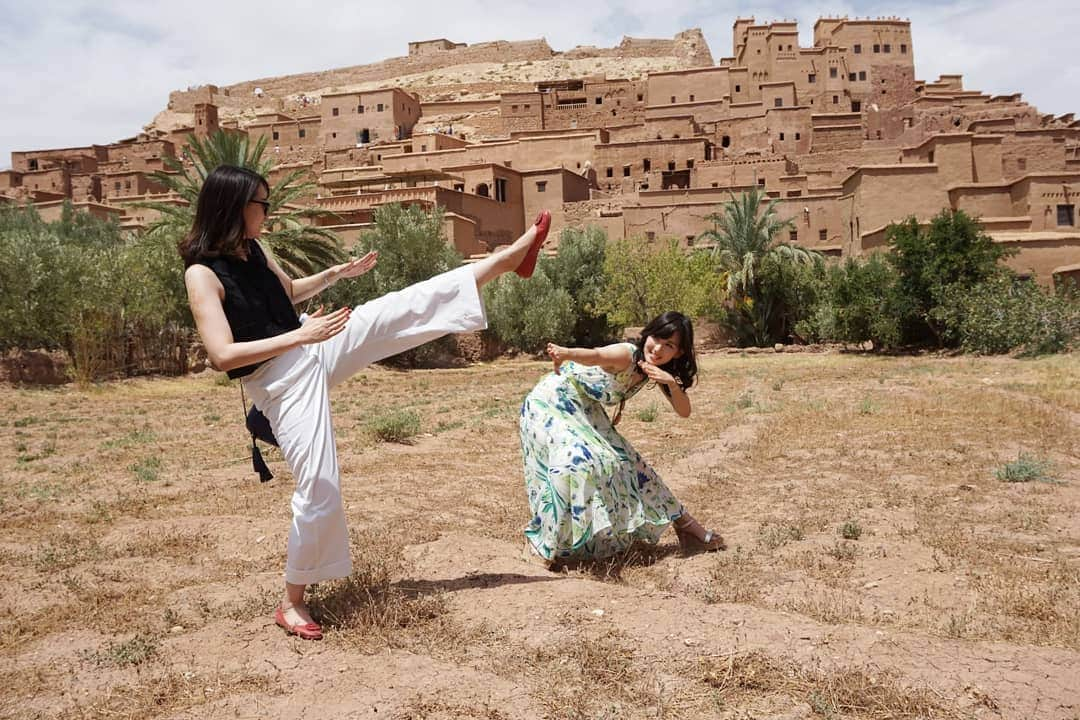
[5, 20, 1079, 287]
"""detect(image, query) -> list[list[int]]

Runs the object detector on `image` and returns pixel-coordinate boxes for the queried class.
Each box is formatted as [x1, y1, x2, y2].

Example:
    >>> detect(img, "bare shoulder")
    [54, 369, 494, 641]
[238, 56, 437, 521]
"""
[599, 342, 635, 373]
[184, 264, 223, 298]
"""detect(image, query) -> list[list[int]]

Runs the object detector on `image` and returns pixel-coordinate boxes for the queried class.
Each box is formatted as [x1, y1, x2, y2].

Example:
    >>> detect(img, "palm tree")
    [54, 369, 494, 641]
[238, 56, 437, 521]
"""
[698, 187, 822, 345]
[139, 130, 346, 277]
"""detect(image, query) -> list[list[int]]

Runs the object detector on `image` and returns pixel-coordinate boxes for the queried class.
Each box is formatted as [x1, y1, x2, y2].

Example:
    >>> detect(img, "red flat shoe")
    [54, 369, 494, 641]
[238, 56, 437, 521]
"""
[515, 210, 552, 279]
[274, 606, 323, 640]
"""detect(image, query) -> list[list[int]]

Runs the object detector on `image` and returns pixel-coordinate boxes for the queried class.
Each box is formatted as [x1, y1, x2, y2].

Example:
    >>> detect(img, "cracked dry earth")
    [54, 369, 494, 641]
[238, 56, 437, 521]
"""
[1, 351, 1078, 719]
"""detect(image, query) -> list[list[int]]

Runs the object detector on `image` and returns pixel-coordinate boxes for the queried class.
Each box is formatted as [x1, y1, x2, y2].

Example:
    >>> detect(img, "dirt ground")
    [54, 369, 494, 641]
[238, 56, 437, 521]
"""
[1, 350, 1078, 719]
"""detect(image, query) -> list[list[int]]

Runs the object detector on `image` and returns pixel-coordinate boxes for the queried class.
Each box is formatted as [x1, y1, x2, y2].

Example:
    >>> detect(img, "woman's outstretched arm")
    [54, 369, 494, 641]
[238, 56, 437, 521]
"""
[546, 342, 634, 374]
[263, 246, 378, 305]
[185, 265, 351, 372]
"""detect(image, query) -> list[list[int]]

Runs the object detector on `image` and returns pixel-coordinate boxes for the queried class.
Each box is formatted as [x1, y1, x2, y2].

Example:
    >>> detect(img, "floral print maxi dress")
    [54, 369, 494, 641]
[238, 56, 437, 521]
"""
[519, 343, 685, 561]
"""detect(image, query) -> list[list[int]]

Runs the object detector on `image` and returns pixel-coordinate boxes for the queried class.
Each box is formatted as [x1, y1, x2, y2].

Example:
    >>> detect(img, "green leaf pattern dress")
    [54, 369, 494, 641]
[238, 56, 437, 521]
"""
[519, 343, 685, 561]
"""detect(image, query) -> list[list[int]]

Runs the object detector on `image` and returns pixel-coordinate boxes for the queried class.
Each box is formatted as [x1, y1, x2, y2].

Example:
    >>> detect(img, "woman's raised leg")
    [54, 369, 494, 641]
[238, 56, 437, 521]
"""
[316, 211, 552, 388]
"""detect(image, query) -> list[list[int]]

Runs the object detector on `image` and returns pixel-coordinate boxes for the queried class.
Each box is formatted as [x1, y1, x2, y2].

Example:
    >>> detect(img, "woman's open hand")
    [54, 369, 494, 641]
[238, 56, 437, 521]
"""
[327, 251, 378, 285]
[546, 343, 568, 374]
[295, 306, 351, 344]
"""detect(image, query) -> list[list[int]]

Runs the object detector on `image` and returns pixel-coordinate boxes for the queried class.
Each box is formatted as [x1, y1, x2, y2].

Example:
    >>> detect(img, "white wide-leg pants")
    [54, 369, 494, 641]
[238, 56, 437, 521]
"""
[241, 265, 487, 585]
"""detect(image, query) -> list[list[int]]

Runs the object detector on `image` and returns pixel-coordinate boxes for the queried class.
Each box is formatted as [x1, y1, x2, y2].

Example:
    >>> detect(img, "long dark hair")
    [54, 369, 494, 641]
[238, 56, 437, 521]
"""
[634, 311, 697, 396]
[179, 165, 269, 267]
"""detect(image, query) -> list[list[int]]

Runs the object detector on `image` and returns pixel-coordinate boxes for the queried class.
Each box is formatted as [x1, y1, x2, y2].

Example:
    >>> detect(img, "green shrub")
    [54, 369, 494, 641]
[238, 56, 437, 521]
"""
[0, 203, 191, 380]
[542, 226, 611, 345]
[340, 203, 461, 301]
[796, 254, 902, 348]
[749, 253, 827, 345]
[483, 270, 576, 352]
[322, 204, 463, 366]
[887, 210, 1012, 346]
[937, 275, 1079, 355]
[599, 238, 724, 327]
[797, 211, 1056, 354]
[0, 204, 81, 351]
[366, 409, 421, 443]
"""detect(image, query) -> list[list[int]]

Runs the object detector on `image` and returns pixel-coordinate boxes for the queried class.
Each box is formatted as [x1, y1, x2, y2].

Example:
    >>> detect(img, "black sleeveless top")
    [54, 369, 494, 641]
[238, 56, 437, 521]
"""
[197, 241, 301, 378]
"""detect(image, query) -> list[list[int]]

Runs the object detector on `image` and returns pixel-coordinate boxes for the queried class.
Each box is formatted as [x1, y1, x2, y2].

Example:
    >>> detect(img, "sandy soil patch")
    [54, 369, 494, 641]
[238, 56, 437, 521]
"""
[2, 352, 1078, 718]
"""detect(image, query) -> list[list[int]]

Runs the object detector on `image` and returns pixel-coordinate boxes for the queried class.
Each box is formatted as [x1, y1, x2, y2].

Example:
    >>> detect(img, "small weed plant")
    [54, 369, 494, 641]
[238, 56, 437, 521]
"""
[995, 453, 1055, 483]
[366, 409, 421, 443]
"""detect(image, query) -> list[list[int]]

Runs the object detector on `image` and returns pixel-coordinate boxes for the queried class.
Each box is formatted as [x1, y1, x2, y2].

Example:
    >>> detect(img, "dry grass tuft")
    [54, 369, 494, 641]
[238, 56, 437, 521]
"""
[521, 628, 658, 718]
[758, 520, 806, 550]
[116, 529, 213, 561]
[968, 559, 1080, 647]
[66, 666, 280, 720]
[390, 697, 513, 720]
[308, 528, 450, 650]
[700, 547, 762, 604]
[699, 650, 966, 719]
[784, 587, 865, 624]
[30, 532, 102, 571]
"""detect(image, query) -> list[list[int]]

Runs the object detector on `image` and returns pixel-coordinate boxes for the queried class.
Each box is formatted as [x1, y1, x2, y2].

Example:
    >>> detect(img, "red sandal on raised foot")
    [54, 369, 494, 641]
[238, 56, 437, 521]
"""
[515, 210, 552, 279]
[274, 606, 323, 640]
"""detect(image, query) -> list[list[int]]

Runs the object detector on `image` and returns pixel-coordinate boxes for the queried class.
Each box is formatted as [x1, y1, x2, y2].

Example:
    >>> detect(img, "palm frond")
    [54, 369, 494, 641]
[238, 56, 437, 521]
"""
[135, 130, 346, 276]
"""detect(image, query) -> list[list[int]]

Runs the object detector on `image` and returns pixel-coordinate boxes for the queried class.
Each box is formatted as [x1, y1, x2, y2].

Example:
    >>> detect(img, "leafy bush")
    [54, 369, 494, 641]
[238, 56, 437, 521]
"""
[887, 210, 1012, 346]
[479, 225, 610, 352]
[797, 211, 1055, 353]
[936, 275, 1079, 355]
[0, 203, 190, 380]
[741, 253, 826, 346]
[542, 225, 611, 345]
[796, 254, 902, 348]
[0, 205, 74, 351]
[325, 203, 462, 308]
[322, 203, 463, 366]
[483, 270, 576, 352]
[600, 238, 724, 328]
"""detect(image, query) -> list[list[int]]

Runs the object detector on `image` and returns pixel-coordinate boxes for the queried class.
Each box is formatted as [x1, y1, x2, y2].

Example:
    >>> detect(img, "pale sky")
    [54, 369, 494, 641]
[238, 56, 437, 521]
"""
[1, 0, 1076, 170]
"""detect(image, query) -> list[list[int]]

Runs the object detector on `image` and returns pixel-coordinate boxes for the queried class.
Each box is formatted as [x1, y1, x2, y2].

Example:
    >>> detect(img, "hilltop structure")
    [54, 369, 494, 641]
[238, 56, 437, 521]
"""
[3, 21, 1078, 284]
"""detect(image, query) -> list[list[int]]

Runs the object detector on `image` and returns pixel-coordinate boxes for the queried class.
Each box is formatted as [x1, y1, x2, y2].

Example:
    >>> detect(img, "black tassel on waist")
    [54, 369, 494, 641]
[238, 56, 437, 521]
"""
[240, 385, 277, 483]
